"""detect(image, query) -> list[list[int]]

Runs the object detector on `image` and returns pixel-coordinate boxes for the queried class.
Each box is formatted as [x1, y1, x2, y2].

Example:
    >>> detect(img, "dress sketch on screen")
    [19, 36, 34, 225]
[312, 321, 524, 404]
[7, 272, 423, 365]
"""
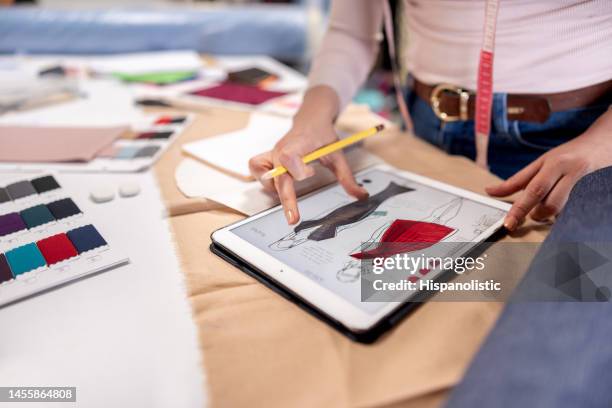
[269, 202, 348, 250]
[350, 220, 455, 259]
[295, 182, 414, 241]
[336, 198, 463, 283]
[269, 182, 415, 251]
[472, 211, 505, 236]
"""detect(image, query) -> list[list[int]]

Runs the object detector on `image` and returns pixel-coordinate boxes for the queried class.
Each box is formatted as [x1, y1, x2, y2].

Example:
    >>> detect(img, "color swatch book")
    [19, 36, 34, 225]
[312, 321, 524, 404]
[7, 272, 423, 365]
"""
[0, 174, 128, 307]
[0, 114, 193, 173]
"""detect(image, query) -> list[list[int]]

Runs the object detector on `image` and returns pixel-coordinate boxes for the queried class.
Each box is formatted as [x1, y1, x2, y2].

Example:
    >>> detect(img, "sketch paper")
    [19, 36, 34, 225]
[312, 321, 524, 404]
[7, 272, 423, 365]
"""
[182, 113, 292, 179]
[231, 168, 507, 313]
[174, 148, 381, 216]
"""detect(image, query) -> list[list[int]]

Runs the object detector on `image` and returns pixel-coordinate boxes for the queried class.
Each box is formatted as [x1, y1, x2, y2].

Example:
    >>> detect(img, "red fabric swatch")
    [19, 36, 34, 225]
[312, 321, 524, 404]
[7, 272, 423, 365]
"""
[189, 81, 287, 106]
[37, 233, 78, 265]
[351, 220, 454, 259]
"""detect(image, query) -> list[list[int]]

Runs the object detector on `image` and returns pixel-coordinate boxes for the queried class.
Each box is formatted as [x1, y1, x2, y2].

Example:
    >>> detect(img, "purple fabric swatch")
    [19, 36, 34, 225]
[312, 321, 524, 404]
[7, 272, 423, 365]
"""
[0, 212, 27, 237]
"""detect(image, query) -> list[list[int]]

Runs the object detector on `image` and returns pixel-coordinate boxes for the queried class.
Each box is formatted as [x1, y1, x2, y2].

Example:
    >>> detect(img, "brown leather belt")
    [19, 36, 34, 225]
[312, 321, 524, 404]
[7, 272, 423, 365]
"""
[413, 79, 612, 123]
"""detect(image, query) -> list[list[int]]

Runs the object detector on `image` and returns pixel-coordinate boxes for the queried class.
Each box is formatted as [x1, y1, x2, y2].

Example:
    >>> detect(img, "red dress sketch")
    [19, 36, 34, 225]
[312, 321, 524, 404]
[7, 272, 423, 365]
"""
[350, 219, 455, 259]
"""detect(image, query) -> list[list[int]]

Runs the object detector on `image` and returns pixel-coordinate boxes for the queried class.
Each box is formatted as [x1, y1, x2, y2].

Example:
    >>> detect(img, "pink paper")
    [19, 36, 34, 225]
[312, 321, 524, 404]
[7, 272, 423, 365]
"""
[0, 126, 126, 163]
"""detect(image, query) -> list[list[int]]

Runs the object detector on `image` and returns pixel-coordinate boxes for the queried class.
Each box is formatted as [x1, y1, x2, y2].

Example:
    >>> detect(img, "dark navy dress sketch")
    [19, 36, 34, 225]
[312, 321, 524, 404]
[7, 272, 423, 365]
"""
[269, 182, 414, 250]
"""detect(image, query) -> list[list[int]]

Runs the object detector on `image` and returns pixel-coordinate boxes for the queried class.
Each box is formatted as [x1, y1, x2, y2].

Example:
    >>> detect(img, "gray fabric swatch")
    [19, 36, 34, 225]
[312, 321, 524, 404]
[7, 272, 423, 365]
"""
[6, 180, 37, 200]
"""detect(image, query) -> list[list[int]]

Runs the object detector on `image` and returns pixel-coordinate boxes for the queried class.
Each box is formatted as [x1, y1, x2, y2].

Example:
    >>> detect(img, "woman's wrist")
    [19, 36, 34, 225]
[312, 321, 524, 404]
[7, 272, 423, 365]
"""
[293, 85, 340, 130]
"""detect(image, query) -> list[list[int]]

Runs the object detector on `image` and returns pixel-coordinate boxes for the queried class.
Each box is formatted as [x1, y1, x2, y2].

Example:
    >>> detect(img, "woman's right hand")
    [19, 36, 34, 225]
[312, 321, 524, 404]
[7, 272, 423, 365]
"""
[249, 87, 368, 225]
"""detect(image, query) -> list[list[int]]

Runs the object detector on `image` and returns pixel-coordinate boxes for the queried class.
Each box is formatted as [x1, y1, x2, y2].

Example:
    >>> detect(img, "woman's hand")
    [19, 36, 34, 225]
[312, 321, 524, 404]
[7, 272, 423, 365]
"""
[249, 86, 368, 225]
[486, 110, 612, 231]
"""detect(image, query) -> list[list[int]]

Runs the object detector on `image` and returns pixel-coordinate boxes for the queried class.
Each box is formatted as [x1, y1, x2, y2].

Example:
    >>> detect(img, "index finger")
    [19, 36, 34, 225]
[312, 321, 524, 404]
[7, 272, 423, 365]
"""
[486, 157, 543, 197]
[504, 163, 562, 230]
[274, 173, 299, 225]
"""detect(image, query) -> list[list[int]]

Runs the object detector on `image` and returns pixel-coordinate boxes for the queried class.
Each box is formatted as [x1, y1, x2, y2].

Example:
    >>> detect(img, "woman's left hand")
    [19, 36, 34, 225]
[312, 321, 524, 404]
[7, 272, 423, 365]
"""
[486, 110, 612, 231]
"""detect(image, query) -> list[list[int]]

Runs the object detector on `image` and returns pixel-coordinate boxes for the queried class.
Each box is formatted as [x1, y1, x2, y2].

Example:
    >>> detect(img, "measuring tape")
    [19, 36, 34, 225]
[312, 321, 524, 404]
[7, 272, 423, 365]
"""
[383, 0, 500, 168]
[475, 0, 500, 168]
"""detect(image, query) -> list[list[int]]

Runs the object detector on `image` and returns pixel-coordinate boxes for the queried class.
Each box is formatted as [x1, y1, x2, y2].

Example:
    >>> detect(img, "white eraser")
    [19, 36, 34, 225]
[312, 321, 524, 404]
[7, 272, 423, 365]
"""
[90, 185, 115, 203]
[119, 182, 141, 198]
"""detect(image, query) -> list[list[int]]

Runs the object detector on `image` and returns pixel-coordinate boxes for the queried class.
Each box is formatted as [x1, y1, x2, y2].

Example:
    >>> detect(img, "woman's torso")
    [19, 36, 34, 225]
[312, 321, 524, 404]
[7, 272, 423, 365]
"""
[404, 0, 612, 92]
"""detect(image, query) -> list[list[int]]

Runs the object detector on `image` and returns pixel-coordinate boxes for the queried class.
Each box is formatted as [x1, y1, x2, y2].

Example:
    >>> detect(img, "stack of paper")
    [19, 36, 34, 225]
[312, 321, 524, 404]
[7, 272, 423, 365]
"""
[175, 148, 381, 216]
[178, 109, 386, 215]
[182, 113, 293, 180]
[182, 106, 394, 181]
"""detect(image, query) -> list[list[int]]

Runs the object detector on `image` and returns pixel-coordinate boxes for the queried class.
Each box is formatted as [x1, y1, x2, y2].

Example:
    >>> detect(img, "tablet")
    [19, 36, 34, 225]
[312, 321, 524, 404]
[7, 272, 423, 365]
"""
[211, 164, 511, 343]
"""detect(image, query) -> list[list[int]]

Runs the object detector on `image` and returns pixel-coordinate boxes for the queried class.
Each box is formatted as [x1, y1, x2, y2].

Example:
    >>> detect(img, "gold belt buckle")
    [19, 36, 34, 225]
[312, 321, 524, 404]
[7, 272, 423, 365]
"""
[430, 83, 470, 122]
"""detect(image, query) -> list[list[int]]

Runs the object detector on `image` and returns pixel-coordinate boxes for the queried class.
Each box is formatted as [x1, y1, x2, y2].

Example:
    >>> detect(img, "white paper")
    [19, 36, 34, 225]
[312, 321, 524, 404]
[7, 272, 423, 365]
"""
[0, 79, 144, 127]
[175, 148, 382, 216]
[88, 50, 203, 75]
[182, 112, 293, 179]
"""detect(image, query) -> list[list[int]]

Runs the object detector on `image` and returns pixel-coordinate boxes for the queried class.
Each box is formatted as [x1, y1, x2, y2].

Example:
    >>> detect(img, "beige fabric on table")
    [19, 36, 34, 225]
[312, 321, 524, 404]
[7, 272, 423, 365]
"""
[153, 106, 549, 408]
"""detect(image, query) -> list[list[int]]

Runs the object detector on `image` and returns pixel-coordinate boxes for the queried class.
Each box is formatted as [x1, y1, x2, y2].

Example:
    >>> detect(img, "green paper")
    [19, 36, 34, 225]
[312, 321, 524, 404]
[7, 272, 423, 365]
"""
[112, 70, 197, 85]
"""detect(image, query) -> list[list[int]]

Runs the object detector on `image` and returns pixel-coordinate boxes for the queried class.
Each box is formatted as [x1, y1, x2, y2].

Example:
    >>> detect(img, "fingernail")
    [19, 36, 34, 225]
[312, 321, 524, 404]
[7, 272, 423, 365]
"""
[285, 209, 294, 224]
[504, 217, 517, 231]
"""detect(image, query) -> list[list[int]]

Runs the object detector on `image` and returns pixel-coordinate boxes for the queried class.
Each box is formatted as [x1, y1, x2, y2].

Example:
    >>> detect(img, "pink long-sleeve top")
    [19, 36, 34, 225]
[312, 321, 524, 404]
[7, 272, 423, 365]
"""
[308, 0, 612, 110]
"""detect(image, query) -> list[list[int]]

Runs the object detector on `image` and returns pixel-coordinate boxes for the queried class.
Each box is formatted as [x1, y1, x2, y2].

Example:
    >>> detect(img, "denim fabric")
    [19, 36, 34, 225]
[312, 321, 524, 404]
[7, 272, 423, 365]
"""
[406, 87, 612, 179]
[445, 166, 612, 408]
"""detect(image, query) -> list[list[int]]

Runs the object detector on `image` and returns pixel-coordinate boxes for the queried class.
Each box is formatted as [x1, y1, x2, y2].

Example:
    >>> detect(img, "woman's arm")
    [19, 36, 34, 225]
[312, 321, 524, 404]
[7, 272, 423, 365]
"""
[308, 0, 385, 113]
[249, 0, 385, 224]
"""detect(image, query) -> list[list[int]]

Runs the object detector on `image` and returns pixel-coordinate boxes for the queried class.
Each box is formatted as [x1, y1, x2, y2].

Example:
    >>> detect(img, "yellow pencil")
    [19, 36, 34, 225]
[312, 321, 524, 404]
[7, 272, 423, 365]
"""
[262, 124, 385, 180]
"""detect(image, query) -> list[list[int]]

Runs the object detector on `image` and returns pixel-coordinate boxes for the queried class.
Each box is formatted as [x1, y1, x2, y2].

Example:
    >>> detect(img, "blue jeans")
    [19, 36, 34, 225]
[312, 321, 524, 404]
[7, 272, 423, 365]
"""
[406, 87, 612, 179]
[445, 166, 612, 408]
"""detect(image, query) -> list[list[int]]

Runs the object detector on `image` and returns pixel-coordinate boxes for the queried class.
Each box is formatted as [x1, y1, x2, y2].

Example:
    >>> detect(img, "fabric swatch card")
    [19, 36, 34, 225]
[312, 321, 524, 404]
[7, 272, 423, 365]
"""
[0, 114, 192, 173]
[0, 125, 126, 162]
[0, 174, 128, 307]
[189, 82, 287, 106]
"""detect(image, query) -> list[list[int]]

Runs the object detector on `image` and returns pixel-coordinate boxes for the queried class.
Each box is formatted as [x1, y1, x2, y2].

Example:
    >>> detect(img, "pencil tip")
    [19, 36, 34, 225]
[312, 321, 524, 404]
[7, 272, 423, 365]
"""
[375, 124, 385, 132]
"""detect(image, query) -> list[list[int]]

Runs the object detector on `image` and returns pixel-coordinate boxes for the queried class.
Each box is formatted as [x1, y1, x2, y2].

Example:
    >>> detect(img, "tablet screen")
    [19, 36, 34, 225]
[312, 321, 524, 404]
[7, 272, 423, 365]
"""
[231, 169, 506, 314]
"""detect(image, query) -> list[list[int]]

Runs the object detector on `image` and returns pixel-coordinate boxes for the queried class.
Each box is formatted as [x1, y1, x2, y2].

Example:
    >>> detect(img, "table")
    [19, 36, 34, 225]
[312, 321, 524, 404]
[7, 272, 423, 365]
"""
[0, 100, 550, 407]
[154, 106, 549, 408]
